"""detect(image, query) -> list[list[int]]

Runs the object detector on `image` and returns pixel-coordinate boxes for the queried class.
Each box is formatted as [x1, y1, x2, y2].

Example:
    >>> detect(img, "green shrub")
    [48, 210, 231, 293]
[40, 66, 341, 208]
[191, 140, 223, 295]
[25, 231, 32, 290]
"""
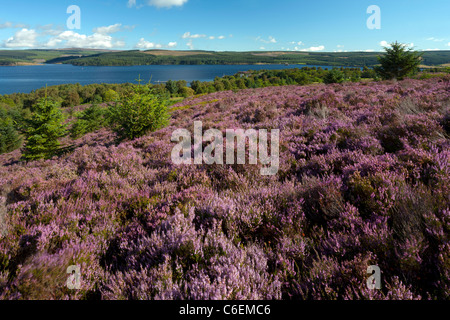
[22, 97, 67, 161]
[324, 69, 345, 84]
[103, 89, 120, 102]
[70, 104, 107, 139]
[108, 85, 170, 140]
[180, 87, 195, 98]
[0, 116, 22, 154]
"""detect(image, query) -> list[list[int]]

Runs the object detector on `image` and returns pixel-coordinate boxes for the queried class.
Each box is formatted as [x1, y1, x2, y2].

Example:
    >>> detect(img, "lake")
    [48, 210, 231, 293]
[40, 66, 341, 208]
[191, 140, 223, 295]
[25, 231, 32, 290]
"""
[0, 64, 338, 95]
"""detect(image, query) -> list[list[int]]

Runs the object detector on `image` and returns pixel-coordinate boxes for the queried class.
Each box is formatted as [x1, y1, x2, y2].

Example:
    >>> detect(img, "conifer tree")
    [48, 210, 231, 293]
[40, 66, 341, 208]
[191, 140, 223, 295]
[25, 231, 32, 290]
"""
[22, 93, 67, 161]
[375, 41, 423, 80]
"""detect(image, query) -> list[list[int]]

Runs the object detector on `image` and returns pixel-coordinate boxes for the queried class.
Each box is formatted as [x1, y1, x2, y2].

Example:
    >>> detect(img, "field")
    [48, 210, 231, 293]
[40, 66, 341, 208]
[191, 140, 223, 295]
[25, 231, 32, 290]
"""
[0, 77, 449, 299]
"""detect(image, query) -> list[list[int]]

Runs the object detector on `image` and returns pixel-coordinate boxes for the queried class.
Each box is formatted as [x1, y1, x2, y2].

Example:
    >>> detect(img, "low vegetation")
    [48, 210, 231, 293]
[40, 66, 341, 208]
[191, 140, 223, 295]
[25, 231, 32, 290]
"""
[0, 43, 449, 300]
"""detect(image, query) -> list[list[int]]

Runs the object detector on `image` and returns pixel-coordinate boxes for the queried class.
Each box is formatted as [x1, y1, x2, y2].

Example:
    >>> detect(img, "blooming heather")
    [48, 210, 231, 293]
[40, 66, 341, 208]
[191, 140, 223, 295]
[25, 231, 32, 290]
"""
[0, 77, 449, 300]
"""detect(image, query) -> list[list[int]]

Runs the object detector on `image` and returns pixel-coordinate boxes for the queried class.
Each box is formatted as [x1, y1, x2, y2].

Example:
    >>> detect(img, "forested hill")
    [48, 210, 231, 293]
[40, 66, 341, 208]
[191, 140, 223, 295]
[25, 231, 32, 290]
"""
[1, 49, 450, 67]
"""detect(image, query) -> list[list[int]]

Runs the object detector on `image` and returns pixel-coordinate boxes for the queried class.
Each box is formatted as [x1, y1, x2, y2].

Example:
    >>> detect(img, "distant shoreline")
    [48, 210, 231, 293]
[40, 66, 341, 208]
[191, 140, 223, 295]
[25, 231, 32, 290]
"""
[1, 62, 45, 66]
[1, 49, 450, 68]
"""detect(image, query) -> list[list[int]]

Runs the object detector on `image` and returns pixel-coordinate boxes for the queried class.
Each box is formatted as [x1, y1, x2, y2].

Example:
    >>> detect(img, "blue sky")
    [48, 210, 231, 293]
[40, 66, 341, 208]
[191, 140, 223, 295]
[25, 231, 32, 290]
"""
[0, 0, 449, 52]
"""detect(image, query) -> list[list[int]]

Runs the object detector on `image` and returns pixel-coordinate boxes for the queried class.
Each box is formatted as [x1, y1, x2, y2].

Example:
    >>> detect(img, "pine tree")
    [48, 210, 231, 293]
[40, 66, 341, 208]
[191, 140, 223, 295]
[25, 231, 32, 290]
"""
[0, 116, 22, 154]
[108, 85, 170, 140]
[375, 41, 423, 80]
[22, 96, 67, 161]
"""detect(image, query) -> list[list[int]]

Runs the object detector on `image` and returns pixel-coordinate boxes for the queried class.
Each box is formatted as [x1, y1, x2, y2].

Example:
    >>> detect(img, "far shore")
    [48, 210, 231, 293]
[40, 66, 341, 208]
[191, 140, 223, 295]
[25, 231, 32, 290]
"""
[1, 62, 45, 66]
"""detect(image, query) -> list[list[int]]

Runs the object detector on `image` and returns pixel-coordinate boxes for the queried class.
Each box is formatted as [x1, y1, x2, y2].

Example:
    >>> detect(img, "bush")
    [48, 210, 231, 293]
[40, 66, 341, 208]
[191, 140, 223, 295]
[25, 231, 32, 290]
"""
[324, 69, 345, 84]
[22, 97, 67, 161]
[0, 116, 22, 154]
[108, 85, 170, 140]
[102, 89, 120, 102]
[70, 104, 107, 139]
[180, 87, 195, 98]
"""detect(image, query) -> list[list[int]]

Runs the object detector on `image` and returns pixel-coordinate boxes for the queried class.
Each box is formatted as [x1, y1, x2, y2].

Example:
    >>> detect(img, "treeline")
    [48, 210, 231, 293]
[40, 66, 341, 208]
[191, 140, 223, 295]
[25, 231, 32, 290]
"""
[176, 67, 378, 96]
[45, 50, 450, 67]
[2, 49, 450, 67]
[48, 50, 382, 67]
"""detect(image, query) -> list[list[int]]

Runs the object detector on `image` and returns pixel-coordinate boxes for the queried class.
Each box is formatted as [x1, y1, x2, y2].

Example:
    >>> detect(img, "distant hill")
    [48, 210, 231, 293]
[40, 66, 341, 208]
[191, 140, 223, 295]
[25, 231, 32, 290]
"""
[1, 49, 450, 67]
[0, 49, 119, 66]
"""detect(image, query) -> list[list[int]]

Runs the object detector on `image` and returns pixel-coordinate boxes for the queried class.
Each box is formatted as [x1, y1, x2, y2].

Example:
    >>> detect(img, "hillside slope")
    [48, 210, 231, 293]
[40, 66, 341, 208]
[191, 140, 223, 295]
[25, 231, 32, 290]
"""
[2, 49, 450, 67]
[0, 78, 449, 300]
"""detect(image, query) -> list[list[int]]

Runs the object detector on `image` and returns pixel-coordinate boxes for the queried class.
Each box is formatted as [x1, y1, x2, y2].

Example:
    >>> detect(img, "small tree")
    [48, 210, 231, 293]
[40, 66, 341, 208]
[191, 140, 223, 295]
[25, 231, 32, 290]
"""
[103, 89, 120, 102]
[70, 104, 107, 139]
[22, 97, 67, 161]
[0, 116, 22, 154]
[375, 41, 423, 80]
[324, 69, 345, 84]
[108, 85, 170, 140]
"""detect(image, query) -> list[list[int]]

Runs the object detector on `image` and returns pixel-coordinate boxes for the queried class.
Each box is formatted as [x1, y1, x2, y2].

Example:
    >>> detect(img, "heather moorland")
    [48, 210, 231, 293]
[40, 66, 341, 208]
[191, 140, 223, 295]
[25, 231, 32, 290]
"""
[0, 76, 449, 300]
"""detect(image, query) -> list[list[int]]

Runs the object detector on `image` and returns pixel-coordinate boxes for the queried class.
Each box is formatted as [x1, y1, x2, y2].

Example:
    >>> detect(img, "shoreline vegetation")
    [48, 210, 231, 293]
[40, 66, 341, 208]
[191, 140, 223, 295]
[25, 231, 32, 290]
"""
[1, 49, 450, 68]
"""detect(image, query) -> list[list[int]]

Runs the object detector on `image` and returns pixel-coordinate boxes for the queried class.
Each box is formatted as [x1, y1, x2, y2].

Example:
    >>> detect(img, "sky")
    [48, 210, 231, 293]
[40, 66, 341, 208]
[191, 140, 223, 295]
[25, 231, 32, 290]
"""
[0, 0, 449, 52]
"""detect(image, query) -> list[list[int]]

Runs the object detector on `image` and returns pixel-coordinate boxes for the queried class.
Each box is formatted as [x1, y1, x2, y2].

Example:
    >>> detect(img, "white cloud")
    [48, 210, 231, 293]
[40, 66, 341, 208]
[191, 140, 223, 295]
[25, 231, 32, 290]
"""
[337, 44, 344, 48]
[93, 23, 123, 35]
[135, 38, 176, 49]
[259, 46, 265, 50]
[36, 24, 63, 36]
[299, 45, 325, 52]
[0, 22, 30, 29]
[424, 48, 441, 51]
[426, 37, 445, 42]
[149, 0, 188, 8]
[45, 31, 125, 49]
[182, 32, 206, 39]
[131, 0, 188, 8]
[447, 42, 450, 47]
[0, 22, 13, 29]
[258, 36, 276, 44]
[208, 35, 225, 40]
[135, 38, 157, 49]
[2, 28, 38, 48]
[186, 39, 194, 49]
[380, 41, 414, 48]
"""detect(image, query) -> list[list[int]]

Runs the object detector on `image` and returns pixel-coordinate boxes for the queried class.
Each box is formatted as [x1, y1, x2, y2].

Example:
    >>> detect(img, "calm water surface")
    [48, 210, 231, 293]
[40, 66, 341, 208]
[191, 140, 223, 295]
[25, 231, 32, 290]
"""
[0, 64, 338, 95]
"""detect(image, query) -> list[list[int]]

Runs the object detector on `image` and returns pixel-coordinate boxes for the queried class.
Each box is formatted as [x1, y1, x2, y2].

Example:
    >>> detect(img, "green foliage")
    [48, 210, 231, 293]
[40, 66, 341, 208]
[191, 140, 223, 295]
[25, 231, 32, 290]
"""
[375, 41, 423, 80]
[324, 69, 345, 84]
[0, 111, 22, 154]
[22, 97, 67, 161]
[180, 86, 195, 98]
[62, 89, 80, 108]
[102, 89, 120, 102]
[108, 85, 170, 140]
[70, 104, 107, 139]
[23, 49, 449, 68]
